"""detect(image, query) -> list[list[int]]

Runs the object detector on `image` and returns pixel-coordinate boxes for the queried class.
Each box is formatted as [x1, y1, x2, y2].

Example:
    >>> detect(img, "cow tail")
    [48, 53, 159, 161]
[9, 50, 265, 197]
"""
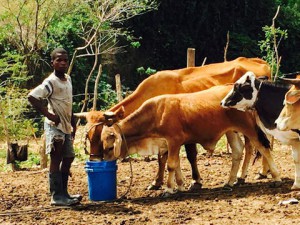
[252, 150, 261, 165]
[256, 125, 270, 149]
[252, 125, 270, 165]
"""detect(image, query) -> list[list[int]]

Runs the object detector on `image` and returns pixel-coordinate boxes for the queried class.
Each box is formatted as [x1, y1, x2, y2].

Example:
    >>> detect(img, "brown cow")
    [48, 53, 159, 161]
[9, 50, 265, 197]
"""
[100, 85, 281, 195]
[275, 75, 300, 131]
[77, 57, 271, 189]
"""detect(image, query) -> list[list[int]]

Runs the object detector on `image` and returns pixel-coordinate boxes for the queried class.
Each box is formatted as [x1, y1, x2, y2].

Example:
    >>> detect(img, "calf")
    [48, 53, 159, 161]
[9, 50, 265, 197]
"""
[221, 71, 300, 190]
[275, 75, 300, 131]
[101, 85, 281, 194]
[77, 57, 271, 189]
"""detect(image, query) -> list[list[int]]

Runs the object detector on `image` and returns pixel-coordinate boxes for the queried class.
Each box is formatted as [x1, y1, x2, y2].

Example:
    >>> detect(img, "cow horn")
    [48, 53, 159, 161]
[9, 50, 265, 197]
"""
[73, 112, 88, 118]
[279, 77, 300, 86]
[104, 111, 115, 120]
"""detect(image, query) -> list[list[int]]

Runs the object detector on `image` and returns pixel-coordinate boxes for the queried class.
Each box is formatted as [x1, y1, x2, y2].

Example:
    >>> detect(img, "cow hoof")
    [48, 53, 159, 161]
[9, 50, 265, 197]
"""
[234, 178, 246, 186]
[269, 181, 282, 188]
[147, 184, 161, 191]
[161, 191, 173, 198]
[255, 173, 268, 180]
[147, 184, 162, 190]
[291, 184, 300, 191]
[177, 186, 186, 192]
[188, 182, 203, 191]
[223, 184, 233, 191]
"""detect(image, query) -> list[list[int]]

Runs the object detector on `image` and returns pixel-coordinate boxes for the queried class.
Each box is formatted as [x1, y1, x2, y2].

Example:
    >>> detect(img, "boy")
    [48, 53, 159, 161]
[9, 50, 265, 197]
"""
[28, 48, 81, 206]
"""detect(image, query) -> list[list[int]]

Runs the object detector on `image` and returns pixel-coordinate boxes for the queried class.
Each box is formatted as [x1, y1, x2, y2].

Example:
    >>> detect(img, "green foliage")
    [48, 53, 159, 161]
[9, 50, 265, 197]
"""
[46, 4, 91, 50]
[0, 51, 29, 85]
[230, 33, 261, 58]
[137, 66, 157, 76]
[96, 75, 131, 110]
[16, 152, 41, 168]
[123, 0, 275, 75]
[97, 80, 119, 110]
[0, 50, 35, 141]
[73, 74, 131, 111]
[0, 91, 35, 141]
[73, 145, 89, 162]
[130, 41, 141, 48]
[258, 25, 288, 80]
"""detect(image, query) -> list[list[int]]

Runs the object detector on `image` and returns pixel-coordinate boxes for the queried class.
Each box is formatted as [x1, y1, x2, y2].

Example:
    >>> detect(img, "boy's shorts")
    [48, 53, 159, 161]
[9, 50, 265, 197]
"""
[44, 122, 75, 158]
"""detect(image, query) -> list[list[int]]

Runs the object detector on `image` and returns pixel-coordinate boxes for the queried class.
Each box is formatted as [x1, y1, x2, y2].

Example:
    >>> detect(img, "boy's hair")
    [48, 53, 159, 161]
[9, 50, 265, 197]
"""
[51, 48, 68, 60]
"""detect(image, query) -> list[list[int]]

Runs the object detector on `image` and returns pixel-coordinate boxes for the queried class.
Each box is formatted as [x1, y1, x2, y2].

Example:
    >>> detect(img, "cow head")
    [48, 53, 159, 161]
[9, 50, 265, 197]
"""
[276, 77, 300, 131]
[221, 71, 261, 111]
[74, 107, 125, 161]
[101, 107, 126, 161]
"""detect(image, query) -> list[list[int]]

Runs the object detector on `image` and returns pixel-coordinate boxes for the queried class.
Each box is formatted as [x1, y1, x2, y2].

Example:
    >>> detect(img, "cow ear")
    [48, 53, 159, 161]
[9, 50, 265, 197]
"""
[245, 74, 251, 82]
[285, 90, 300, 104]
[113, 132, 122, 158]
[115, 106, 125, 120]
[258, 76, 269, 81]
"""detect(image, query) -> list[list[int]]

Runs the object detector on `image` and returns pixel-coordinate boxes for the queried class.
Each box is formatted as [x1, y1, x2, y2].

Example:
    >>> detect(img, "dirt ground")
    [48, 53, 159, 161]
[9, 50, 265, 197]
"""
[1, 139, 300, 225]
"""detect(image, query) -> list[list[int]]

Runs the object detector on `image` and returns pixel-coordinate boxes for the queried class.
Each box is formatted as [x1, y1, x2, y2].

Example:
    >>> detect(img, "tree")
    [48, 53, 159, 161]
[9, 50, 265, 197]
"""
[0, 0, 81, 83]
[118, 0, 299, 88]
[0, 0, 158, 141]
[46, 0, 158, 111]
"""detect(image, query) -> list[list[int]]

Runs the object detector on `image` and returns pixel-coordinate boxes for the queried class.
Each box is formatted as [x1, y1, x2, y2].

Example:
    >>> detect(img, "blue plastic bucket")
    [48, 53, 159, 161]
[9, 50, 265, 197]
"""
[85, 160, 117, 201]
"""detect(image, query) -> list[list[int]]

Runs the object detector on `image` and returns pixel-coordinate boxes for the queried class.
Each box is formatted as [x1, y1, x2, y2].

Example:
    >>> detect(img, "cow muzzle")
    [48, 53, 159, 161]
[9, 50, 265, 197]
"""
[275, 116, 290, 131]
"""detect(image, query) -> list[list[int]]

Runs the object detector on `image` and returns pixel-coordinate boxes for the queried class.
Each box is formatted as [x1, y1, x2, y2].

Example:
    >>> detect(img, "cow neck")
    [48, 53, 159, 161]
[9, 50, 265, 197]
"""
[254, 80, 289, 130]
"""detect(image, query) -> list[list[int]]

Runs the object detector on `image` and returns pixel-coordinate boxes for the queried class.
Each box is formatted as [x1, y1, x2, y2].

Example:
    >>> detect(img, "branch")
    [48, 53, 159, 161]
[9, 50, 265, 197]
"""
[224, 31, 230, 62]
[92, 64, 102, 110]
[272, 6, 280, 80]
[80, 35, 99, 113]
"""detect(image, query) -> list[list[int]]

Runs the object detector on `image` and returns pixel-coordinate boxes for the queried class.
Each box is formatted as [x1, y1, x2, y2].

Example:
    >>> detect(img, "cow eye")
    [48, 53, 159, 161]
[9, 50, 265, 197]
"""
[234, 83, 251, 92]
[240, 84, 252, 92]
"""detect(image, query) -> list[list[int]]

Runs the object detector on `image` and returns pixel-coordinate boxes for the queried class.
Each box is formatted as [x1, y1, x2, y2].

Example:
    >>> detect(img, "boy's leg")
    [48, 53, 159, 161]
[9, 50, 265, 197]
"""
[61, 134, 82, 201]
[50, 140, 63, 172]
[46, 125, 78, 206]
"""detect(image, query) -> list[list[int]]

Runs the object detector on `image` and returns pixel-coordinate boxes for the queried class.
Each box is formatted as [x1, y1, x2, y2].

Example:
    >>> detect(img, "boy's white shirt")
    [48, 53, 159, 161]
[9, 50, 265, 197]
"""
[29, 73, 73, 134]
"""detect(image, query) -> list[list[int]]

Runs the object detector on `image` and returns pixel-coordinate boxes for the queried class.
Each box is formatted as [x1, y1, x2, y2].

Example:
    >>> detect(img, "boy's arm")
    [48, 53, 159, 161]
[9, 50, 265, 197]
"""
[28, 95, 60, 125]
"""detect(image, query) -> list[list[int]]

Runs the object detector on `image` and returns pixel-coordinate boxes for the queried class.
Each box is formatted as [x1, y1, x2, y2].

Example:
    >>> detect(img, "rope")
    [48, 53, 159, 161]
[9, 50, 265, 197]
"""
[82, 122, 104, 155]
[113, 123, 134, 200]
[0, 205, 73, 216]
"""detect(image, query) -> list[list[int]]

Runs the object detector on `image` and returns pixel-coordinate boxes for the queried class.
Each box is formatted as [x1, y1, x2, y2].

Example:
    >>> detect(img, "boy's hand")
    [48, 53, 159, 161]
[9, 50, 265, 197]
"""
[47, 113, 60, 126]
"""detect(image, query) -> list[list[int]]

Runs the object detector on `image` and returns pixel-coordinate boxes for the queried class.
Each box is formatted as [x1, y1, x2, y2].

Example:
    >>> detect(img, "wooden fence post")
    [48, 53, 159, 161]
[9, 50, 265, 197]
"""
[39, 133, 47, 169]
[187, 48, 195, 67]
[115, 74, 123, 102]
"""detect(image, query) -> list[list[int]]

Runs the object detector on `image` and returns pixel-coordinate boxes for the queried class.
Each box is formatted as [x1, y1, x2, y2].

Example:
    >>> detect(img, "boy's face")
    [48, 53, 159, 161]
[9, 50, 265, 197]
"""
[52, 53, 69, 73]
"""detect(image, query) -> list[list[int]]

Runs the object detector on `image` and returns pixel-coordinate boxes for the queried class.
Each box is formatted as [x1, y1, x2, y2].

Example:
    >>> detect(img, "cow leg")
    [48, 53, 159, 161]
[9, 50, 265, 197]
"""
[164, 148, 181, 195]
[175, 159, 185, 192]
[226, 132, 249, 181]
[291, 143, 300, 190]
[226, 131, 244, 187]
[236, 136, 253, 184]
[251, 140, 281, 183]
[147, 152, 168, 190]
[185, 143, 202, 190]
[255, 156, 270, 179]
